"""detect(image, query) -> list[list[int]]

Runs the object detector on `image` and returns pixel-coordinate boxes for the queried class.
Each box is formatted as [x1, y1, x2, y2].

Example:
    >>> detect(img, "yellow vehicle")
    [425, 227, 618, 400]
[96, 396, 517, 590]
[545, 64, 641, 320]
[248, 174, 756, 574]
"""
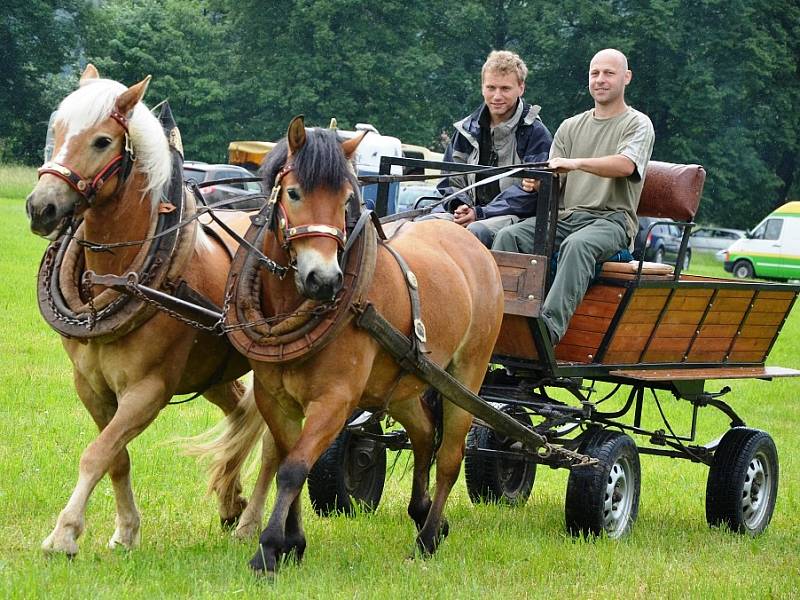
[227, 140, 276, 172]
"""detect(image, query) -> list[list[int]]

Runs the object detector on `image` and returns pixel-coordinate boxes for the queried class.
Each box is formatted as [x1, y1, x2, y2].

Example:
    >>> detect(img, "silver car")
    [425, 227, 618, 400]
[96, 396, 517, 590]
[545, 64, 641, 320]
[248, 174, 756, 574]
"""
[690, 226, 745, 254]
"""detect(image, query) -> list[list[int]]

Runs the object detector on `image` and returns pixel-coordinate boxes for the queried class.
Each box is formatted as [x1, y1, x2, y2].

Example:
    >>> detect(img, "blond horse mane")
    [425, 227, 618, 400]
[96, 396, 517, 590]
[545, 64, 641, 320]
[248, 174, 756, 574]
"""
[54, 78, 172, 204]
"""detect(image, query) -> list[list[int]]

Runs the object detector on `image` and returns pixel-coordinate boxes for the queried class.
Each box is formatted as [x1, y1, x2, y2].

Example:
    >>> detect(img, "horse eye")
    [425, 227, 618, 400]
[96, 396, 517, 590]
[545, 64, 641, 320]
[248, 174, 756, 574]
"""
[93, 137, 112, 150]
[286, 187, 301, 202]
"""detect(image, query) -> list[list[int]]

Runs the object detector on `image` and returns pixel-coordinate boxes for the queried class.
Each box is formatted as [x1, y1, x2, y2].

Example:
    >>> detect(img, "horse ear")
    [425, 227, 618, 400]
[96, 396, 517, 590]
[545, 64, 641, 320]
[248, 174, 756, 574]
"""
[115, 75, 152, 118]
[80, 64, 100, 83]
[287, 115, 307, 154]
[341, 130, 367, 160]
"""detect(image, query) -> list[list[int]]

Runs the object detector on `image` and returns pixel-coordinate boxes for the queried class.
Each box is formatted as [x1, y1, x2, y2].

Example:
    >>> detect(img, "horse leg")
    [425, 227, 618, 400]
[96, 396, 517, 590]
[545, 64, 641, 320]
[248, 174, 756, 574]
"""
[235, 430, 278, 539]
[42, 375, 167, 556]
[249, 392, 352, 575]
[391, 396, 436, 532]
[203, 380, 255, 527]
[414, 399, 472, 556]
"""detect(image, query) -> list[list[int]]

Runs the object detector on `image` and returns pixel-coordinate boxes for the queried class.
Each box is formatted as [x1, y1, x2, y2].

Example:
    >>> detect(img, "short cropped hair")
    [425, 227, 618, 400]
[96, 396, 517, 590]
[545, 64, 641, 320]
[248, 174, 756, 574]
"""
[482, 50, 528, 84]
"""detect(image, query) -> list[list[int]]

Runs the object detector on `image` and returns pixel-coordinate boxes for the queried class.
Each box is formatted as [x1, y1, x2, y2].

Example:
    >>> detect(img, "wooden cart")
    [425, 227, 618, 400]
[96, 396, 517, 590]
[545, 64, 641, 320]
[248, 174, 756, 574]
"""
[307, 157, 800, 539]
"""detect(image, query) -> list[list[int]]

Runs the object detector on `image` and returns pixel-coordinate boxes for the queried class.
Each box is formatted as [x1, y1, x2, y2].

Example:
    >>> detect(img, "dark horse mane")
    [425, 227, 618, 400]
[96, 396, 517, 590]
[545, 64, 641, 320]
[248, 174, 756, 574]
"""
[261, 128, 360, 199]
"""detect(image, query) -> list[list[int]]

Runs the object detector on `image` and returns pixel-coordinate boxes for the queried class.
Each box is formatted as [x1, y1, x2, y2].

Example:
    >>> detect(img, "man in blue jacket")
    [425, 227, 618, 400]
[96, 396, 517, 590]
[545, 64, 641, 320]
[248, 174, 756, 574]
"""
[436, 50, 553, 246]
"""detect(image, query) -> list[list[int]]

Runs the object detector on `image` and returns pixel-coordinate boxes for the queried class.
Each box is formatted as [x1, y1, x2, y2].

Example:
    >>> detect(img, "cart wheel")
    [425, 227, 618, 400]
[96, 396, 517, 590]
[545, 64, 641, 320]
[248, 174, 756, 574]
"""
[565, 429, 640, 539]
[706, 427, 778, 535]
[464, 404, 536, 505]
[307, 413, 386, 516]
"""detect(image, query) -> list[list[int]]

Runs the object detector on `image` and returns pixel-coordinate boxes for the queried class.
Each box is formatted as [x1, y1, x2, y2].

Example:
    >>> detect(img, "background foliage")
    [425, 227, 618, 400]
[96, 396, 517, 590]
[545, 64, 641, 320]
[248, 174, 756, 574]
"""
[2, 0, 799, 226]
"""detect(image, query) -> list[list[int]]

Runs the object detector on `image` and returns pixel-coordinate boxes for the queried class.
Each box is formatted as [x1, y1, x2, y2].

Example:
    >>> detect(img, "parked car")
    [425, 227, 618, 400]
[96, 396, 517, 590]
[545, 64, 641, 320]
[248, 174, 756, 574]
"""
[183, 161, 264, 209]
[723, 201, 800, 281]
[396, 184, 440, 212]
[690, 226, 745, 255]
[633, 217, 692, 269]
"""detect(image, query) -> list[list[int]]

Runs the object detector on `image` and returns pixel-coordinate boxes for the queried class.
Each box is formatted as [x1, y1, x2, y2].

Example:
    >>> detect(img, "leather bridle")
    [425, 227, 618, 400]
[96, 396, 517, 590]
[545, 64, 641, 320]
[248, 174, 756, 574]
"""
[270, 163, 349, 253]
[37, 108, 135, 208]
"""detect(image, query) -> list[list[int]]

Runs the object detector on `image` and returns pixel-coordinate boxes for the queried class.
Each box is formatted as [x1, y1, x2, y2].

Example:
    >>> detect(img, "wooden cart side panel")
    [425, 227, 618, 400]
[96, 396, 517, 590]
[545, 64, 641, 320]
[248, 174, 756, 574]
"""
[492, 251, 547, 318]
[494, 314, 539, 360]
[557, 284, 625, 363]
[601, 287, 668, 363]
[728, 290, 797, 362]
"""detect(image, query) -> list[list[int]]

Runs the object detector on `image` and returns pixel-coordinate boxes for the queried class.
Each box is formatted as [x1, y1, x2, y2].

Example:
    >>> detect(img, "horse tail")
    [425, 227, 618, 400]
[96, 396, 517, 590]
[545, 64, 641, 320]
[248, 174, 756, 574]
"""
[183, 384, 268, 499]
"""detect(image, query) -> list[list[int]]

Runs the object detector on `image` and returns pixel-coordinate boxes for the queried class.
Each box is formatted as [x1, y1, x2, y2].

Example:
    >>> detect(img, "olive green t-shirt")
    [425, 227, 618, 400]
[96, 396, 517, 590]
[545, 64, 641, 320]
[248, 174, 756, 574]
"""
[550, 107, 655, 242]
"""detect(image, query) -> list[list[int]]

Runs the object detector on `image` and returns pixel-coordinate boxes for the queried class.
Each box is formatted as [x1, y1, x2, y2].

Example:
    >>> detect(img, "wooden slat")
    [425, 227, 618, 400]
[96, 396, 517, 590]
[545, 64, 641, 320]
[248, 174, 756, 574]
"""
[567, 314, 612, 333]
[661, 310, 705, 325]
[743, 312, 787, 326]
[573, 299, 619, 319]
[730, 337, 773, 352]
[739, 324, 780, 339]
[698, 324, 738, 338]
[555, 343, 596, 363]
[703, 311, 749, 325]
[728, 351, 768, 362]
[584, 284, 626, 303]
[607, 336, 649, 352]
[602, 350, 644, 363]
[609, 366, 800, 381]
[641, 350, 686, 362]
[750, 298, 793, 313]
[685, 350, 727, 362]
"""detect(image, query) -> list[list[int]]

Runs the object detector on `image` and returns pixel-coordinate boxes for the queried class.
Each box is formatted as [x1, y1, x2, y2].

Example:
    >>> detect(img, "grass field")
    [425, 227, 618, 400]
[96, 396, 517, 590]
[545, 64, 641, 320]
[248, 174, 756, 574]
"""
[1, 166, 799, 598]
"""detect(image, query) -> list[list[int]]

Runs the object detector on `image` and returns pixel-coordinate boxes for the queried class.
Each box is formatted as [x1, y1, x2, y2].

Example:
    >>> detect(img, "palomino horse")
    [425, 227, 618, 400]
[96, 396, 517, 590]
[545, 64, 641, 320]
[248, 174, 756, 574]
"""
[25, 65, 273, 556]
[211, 117, 504, 574]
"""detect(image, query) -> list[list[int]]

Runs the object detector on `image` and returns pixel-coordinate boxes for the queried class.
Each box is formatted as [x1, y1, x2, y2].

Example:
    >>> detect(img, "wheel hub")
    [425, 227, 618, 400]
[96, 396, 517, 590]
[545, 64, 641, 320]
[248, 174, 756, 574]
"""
[741, 454, 771, 527]
[603, 459, 634, 537]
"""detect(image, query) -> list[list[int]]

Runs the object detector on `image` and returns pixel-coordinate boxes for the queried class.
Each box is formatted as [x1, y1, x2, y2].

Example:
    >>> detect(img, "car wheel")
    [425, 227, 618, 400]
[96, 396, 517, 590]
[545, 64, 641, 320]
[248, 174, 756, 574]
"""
[732, 260, 754, 279]
[654, 247, 665, 264]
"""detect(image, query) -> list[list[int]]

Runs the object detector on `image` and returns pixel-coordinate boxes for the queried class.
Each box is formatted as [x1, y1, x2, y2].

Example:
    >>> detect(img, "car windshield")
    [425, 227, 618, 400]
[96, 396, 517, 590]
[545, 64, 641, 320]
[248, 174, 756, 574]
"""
[183, 167, 205, 183]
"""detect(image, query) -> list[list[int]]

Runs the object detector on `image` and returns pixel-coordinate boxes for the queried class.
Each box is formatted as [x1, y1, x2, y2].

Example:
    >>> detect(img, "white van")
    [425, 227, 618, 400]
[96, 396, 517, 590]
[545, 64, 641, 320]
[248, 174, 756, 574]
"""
[723, 201, 800, 281]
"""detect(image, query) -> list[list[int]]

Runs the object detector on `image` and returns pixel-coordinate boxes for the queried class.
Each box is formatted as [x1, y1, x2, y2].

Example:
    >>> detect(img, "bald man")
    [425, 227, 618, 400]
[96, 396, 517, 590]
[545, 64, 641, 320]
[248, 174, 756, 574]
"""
[493, 49, 655, 346]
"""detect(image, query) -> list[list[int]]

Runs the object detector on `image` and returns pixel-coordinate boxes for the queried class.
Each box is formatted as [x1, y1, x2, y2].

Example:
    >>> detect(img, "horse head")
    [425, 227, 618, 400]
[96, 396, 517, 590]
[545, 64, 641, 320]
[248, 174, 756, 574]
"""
[266, 116, 365, 301]
[26, 64, 169, 239]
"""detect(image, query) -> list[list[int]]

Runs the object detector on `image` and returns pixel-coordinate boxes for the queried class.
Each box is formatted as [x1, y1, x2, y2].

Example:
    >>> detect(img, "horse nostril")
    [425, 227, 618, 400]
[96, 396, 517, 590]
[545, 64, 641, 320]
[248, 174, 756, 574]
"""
[42, 202, 57, 222]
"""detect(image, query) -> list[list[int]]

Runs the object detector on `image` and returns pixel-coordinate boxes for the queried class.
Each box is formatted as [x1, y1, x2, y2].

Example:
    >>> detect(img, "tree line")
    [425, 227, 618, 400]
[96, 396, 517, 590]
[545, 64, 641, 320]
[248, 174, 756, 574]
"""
[2, 0, 799, 227]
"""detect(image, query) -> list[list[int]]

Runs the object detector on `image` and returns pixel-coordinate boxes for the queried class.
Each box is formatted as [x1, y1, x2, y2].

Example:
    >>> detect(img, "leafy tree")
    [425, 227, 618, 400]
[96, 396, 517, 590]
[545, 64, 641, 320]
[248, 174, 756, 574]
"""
[0, 0, 85, 163]
[81, 0, 233, 162]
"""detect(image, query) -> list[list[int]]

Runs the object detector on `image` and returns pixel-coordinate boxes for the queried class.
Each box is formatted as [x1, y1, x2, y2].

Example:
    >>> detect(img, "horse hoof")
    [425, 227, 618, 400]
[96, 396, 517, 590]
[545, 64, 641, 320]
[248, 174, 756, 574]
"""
[249, 545, 279, 576]
[42, 533, 79, 558]
[233, 518, 262, 540]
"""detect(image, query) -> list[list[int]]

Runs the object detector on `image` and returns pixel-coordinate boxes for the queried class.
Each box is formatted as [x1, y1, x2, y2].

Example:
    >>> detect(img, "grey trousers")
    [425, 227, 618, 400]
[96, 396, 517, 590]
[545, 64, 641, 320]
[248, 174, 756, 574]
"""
[420, 212, 519, 247]
[493, 211, 629, 342]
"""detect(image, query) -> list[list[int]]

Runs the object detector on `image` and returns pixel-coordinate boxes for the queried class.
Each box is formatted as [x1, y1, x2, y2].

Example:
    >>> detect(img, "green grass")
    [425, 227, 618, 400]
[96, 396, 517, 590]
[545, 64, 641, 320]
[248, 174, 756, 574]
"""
[0, 164, 37, 200]
[1, 172, 799, 598]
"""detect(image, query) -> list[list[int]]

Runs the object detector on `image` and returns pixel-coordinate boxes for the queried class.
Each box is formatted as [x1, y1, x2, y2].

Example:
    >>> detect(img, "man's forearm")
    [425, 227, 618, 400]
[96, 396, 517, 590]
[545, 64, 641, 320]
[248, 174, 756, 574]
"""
[551, 154, 635, 178]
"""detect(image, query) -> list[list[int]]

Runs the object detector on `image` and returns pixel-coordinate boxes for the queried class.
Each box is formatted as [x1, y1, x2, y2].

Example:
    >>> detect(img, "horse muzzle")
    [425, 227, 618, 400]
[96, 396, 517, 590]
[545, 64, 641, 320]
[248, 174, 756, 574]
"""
[296, 261, 344, 301]
[26, 187, 75, 240]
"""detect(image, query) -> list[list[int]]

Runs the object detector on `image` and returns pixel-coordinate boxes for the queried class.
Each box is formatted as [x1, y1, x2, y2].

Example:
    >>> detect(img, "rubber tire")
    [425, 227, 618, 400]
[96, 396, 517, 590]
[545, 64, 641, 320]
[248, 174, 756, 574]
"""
[732, 259, 754, 280]
[307, 414, 387, 516]
[565, 429, 641, 539]
[706, 427, 778, 535]
[464, 404, 536, 506]
[654, 247, 665, 264]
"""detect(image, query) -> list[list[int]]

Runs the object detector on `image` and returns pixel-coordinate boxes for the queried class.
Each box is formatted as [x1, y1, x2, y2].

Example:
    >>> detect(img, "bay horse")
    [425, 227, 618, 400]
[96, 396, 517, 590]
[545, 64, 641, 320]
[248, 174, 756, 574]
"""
[210, 116, 504, 574]
[25, 65, 273, 556]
